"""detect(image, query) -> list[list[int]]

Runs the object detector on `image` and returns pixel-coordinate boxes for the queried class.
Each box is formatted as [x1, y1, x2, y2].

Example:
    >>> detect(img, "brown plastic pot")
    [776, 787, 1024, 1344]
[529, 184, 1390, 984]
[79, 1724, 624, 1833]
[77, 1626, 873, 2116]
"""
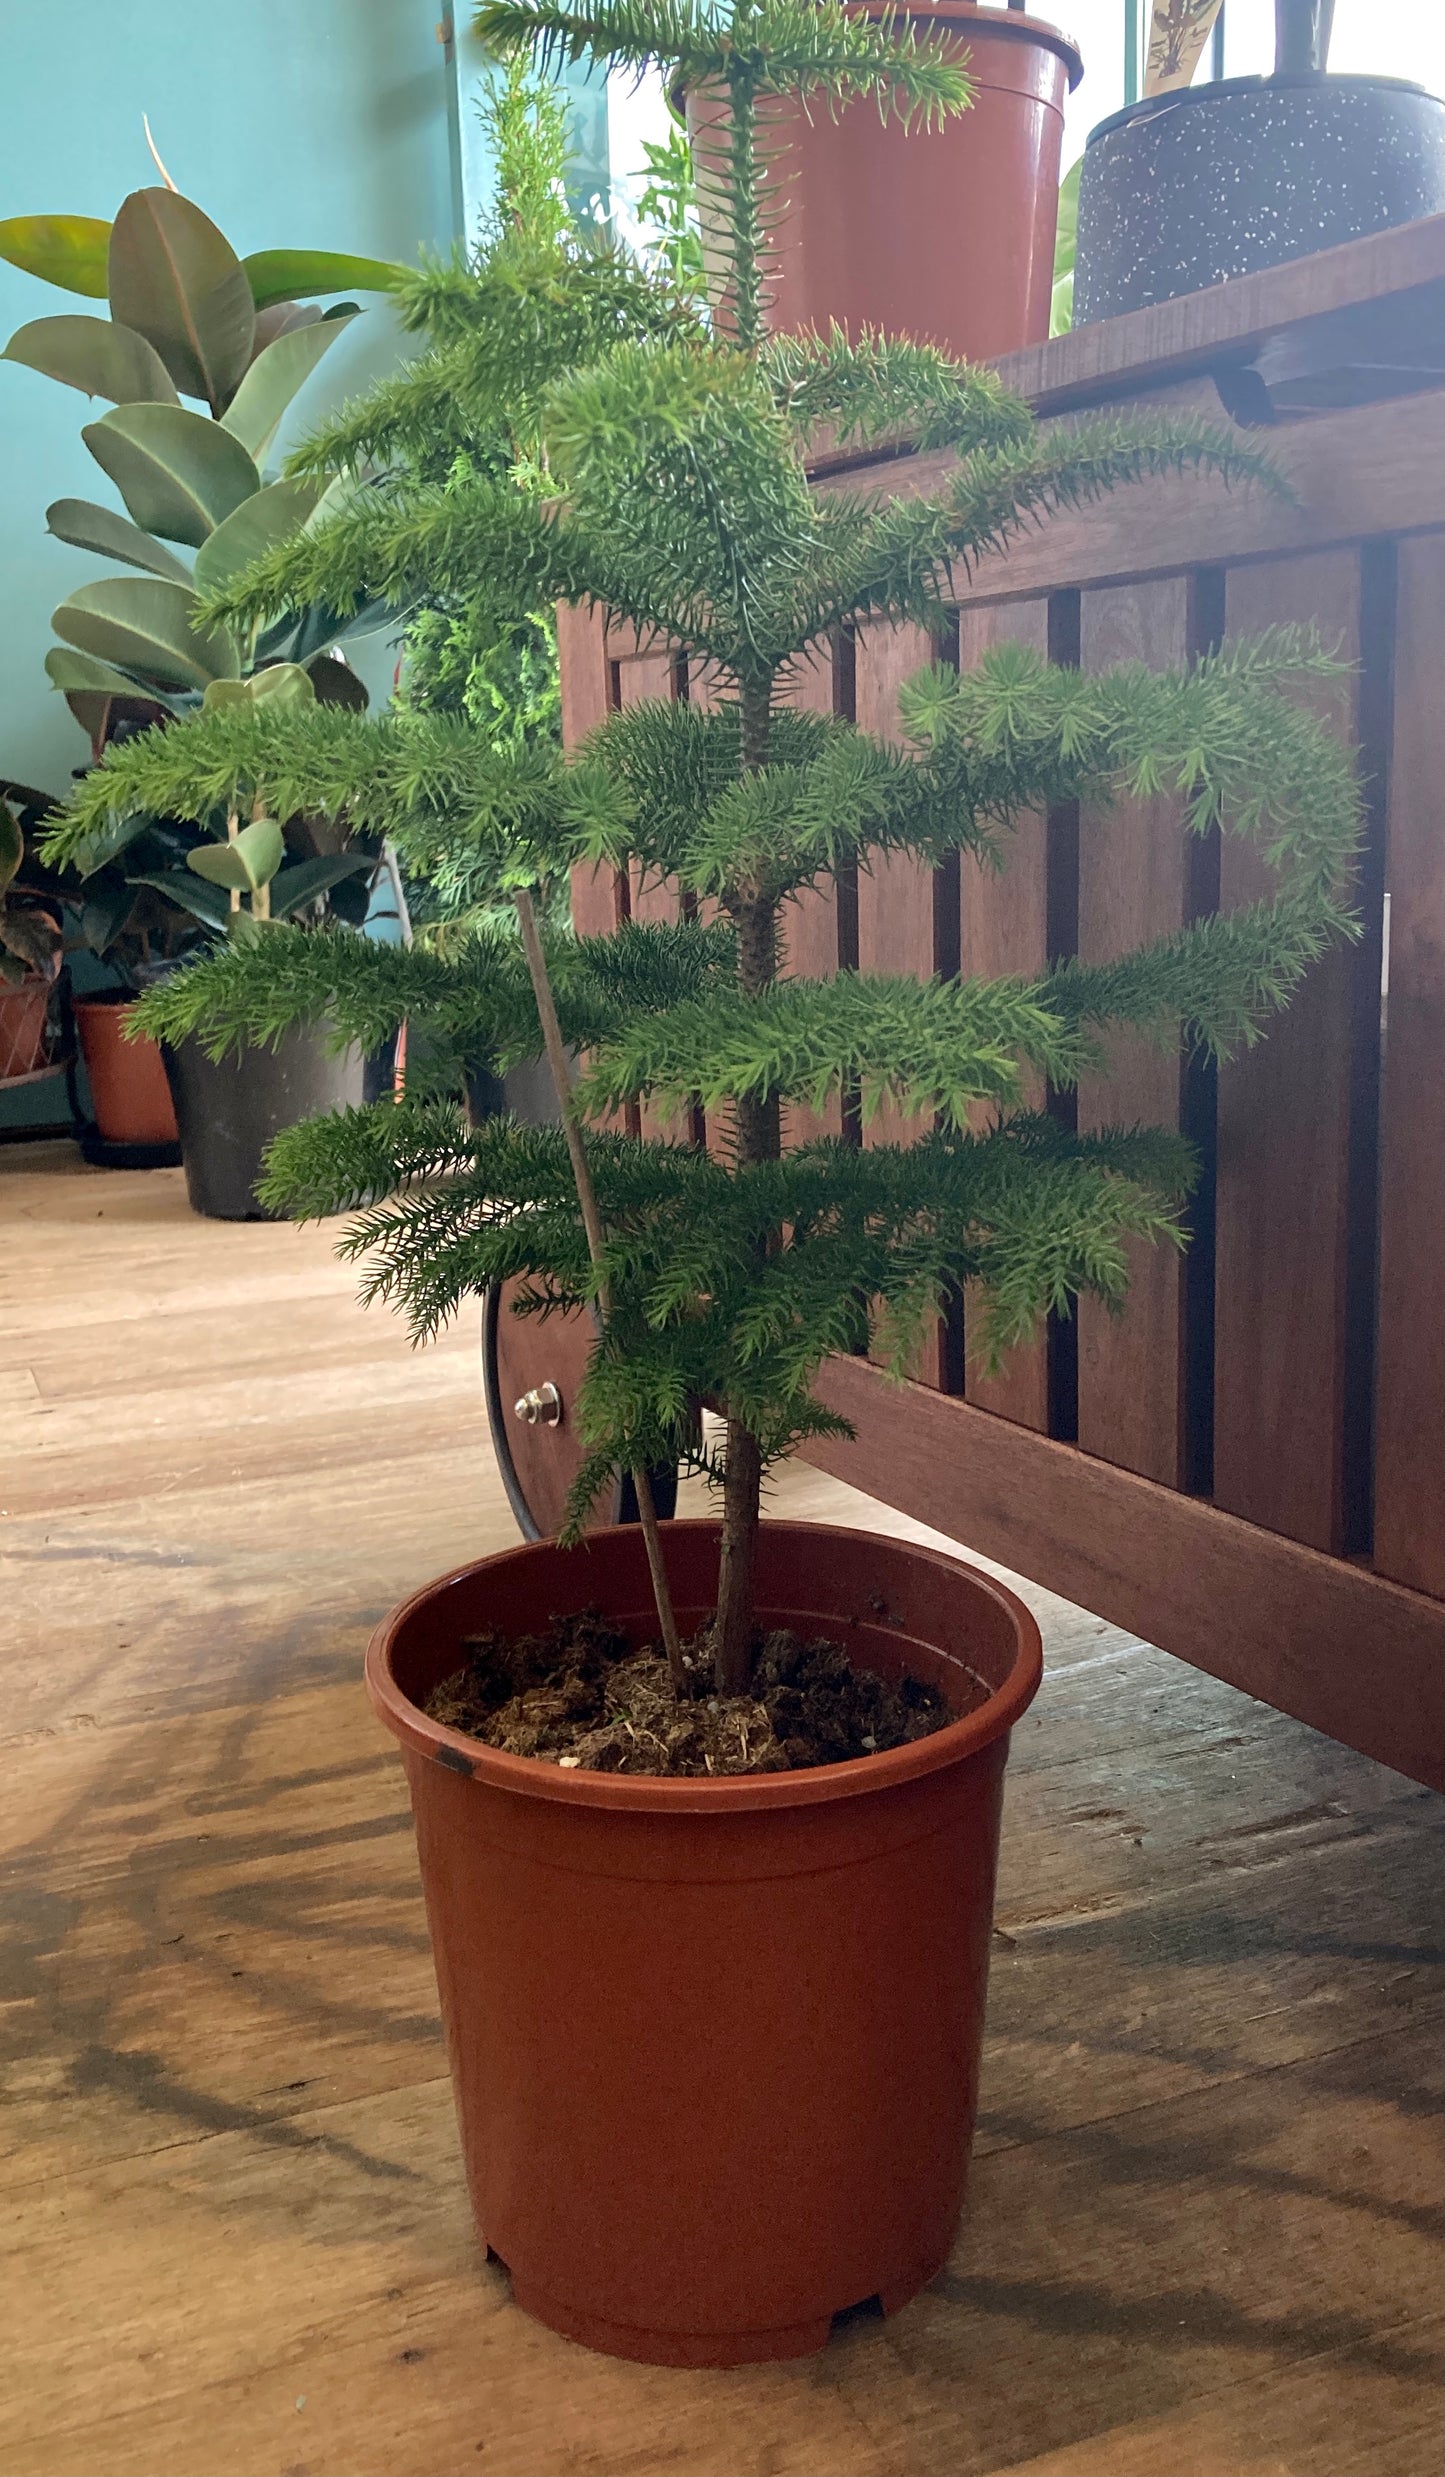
[74, 994, 179, 1147]
[686, 3, 1082, 360]
[368, 1517, 1042, 2366]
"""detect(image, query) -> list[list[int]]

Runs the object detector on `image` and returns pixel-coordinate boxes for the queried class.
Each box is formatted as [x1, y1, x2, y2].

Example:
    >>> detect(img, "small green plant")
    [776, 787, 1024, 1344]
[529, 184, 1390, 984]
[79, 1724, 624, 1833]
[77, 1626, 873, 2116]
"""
[51, 0, 1360, 1714]
[0, 795, 64, 985]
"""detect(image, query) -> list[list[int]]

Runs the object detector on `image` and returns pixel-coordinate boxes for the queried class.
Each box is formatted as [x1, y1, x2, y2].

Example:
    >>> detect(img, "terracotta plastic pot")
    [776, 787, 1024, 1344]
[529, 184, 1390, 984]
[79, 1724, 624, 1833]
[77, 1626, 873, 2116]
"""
[74, 994, 179, 1147]
[369, 1518, 1042, 2366]
[686, 3, 1082, 360]
[0, 972, 54, 1081]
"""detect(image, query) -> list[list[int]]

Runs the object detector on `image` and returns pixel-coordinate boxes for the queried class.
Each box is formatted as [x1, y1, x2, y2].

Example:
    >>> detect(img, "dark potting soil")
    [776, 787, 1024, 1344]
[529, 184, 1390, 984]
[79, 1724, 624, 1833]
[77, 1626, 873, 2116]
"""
[424, 1607, 975, 1777]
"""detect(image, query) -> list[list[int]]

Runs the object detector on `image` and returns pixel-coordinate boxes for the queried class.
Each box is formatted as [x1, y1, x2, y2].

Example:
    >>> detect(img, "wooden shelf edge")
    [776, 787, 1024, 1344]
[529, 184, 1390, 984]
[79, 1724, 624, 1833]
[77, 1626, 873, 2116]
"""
[803, 1356, 1445, 1793]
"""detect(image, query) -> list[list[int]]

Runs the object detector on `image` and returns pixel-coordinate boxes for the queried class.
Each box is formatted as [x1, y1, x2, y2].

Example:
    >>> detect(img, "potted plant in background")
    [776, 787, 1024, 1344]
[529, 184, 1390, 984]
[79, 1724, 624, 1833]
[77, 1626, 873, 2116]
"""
[0, 789, 65, 1084]
[55, 0, 1360, 2367]
[3, 176, 403, 1196]
[1074, 0, 1445, 322]
[683, 0, 1082, 360]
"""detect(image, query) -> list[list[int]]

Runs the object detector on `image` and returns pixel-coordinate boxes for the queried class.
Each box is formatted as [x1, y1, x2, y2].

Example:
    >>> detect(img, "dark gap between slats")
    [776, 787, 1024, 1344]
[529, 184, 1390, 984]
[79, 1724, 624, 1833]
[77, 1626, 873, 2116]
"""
[1342, 538, 1396, 1557]
[1045, 589, 1081, 1444]
[1181, 564, 1226, 1497]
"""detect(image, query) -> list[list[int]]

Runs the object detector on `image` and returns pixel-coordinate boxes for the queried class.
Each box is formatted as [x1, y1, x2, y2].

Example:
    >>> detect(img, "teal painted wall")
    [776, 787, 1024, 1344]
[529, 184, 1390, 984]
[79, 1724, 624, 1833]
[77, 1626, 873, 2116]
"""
[0, 0, 459, 805]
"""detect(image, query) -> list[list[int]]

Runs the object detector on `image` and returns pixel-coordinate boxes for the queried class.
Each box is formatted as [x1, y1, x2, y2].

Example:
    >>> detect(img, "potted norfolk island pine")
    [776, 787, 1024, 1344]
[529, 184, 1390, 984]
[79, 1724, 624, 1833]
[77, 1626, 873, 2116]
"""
[56, 0, 1361, 2366]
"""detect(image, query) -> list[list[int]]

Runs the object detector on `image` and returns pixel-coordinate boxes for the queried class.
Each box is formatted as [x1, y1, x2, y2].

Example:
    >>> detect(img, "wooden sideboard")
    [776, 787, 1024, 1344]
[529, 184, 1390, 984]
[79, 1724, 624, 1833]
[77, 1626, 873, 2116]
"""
[558, 216, 1445, 1790]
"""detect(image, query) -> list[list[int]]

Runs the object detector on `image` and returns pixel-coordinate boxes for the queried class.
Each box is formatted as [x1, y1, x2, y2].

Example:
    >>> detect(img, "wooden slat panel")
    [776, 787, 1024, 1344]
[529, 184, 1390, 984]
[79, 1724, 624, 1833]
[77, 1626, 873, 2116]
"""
[559, 602, 625, 938]
[854, 620, 947, 1384]
[806, 1355, 1445, 1792]
[854, 620, 937, 1149]
[1373, 533, 1445, 1597]
[613, 653, 688, 1142]
[777, 643, 840, 1146]
[1213, 550, 1362, 1552]
[818, 395, 1445, 602]
[957, 596, 1052, 1430]
[1075, 576, 1193, 1485]
[989, 216, 1445, 418]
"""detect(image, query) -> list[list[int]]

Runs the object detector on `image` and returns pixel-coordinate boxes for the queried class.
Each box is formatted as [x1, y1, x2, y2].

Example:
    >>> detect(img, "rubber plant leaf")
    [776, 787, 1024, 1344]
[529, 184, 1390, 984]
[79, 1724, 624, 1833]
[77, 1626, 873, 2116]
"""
[219, 313, 358, 461]
[52, 577, 241, 691]
[248, 302, 323, 355]
[246, 661, 316, 708]
[127, 866, 230, 927]
[46, 497, 193, 584]
[241, 248, 408, 311]
[187, 815, 285, 892]
[108, 188, 255, 413]
[45, 643, 180, 703]
[3, 315, 179, 406]
[82, 402, 259, 547]
[192, 478, 327, 599]
[306, 652, 369, 710]
[269, 853, 373, 918]
[0, 214, 111, 298]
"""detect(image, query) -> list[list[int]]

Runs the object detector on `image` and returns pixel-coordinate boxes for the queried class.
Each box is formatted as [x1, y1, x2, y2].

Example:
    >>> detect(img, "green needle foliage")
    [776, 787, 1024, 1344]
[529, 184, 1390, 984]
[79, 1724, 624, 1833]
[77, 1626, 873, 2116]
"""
[54, 0, 1362, 1696]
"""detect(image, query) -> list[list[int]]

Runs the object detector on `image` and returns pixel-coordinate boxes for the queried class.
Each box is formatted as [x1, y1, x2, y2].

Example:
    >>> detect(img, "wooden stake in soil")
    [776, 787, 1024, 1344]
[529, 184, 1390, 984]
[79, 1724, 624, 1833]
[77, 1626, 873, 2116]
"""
[512, 886, 686, 1688]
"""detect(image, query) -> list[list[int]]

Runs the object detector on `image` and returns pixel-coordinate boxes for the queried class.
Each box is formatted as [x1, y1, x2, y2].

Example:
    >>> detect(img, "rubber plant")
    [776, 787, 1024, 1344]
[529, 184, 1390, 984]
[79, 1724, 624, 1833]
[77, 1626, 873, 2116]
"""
[2, 180, 403, 754]
[54, 0, 1360, 1699]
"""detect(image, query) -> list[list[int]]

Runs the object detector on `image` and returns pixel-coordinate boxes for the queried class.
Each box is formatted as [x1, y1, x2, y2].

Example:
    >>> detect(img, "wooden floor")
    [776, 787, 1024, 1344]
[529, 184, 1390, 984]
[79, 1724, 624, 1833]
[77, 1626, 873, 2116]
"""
[2, 1140, 1441, 2477]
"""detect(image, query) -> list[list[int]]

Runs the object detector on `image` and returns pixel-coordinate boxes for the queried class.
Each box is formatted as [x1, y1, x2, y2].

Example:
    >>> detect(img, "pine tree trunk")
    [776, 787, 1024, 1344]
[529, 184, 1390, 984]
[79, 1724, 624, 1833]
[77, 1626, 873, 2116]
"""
[712, 673, 778, 1694]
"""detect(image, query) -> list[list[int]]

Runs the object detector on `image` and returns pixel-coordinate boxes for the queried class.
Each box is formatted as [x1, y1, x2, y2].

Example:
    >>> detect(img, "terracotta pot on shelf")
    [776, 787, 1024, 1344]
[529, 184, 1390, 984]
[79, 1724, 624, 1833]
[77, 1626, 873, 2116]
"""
[74, 993, 179, 1148]
[369, 1517, 1042, 2367]
[0, 971, 55, 1082]
[686, 3, 1082, 361]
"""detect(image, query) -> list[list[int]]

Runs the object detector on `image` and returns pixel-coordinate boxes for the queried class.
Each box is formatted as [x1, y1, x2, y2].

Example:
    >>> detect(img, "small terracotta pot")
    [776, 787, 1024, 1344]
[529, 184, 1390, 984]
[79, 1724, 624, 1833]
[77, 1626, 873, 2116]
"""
[687, 3, 1082, 361]
[369, 1518, 1042, 2366]
[0, 973, 53, 1081]
[74, 994, 179, 1147]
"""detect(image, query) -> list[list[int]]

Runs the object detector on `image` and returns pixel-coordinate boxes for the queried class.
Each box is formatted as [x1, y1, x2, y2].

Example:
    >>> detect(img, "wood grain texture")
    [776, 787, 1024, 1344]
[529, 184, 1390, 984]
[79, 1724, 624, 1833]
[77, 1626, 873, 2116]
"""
[957, 597, 1052, 1430]
[3, 1140, 1441, 2477]
[819, 394, 1445, 604]
[1075, 577, 1193, 1485]
[1213, 551, 1362, 1552]
[777, 641, 842, 1146]
[559, 603, 625, 937]
[807, 1353, 1445, 1793]
[1373, 533, 1445, 1597]
[988, 215, 1445, 417]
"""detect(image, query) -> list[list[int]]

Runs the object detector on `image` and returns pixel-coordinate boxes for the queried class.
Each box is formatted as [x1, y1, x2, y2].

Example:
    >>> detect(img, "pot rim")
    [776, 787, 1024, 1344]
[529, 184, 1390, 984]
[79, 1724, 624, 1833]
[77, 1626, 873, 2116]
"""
[366, 1517, 1044, 1814]
[676, 2, 1083, 109]
[1086, 71, 1445, 150]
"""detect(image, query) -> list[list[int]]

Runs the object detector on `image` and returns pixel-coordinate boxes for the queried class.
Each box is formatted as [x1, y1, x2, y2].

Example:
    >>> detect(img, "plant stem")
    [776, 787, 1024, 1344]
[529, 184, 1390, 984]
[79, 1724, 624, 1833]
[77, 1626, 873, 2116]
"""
[712, 672, 778, 1694]
[513, 884, 685, 1690]
[726, 68, 764, 352]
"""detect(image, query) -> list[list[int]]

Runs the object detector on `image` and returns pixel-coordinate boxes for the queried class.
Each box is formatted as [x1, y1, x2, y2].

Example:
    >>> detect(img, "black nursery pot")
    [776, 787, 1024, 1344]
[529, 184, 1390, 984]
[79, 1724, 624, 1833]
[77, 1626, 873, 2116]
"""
[1074, 74, 1445, 325]
[163, 1026, 366, 1221]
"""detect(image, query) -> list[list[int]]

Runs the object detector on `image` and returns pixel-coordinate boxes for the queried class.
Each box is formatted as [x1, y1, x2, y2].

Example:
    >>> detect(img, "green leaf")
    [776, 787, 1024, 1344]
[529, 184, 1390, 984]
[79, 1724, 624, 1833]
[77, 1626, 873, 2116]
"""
[82, 402, 259, 547]
[53, 798, 156, 875]
[0, 213, 111, 298]
[46, 497, 193, 584]
[108, 188, 255, 413]
[241, 249, 408, 312]
[0, 800, 22, 896]
[52, 577, 240, 690]
[3, 314, 180, 405]
[45, 643, 179, 703]
[219, 312, 358, 461]
[269, 852, 373, 918]
[127, 866, 230, 927]
[192, 477, 326, 599]
[188, 814, 285, 892]
[248, 662, 317, 708]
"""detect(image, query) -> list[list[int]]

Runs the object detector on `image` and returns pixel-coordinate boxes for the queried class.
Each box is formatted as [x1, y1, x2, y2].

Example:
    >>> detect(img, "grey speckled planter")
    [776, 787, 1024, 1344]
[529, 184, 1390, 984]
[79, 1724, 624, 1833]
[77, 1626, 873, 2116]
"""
[1075, 75, 1445, 326]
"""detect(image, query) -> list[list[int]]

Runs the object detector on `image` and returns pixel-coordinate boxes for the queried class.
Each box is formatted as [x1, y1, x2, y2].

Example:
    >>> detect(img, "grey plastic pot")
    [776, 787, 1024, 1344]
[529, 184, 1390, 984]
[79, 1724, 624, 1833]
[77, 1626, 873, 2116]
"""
[162, 1026, 365, 1221]
[1074, 74, 1445, 325]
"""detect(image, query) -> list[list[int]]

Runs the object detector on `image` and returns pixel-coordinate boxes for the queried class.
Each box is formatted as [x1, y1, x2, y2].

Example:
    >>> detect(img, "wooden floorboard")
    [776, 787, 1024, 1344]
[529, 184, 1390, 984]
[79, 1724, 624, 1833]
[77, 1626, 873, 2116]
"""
[2, 1143, 1440, 2477]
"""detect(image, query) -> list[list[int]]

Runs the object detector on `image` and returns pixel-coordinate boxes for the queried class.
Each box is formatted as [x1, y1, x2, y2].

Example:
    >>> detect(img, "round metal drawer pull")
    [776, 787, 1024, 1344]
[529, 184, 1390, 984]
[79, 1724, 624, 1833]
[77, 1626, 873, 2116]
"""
[513, 1382, 562, 1427]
